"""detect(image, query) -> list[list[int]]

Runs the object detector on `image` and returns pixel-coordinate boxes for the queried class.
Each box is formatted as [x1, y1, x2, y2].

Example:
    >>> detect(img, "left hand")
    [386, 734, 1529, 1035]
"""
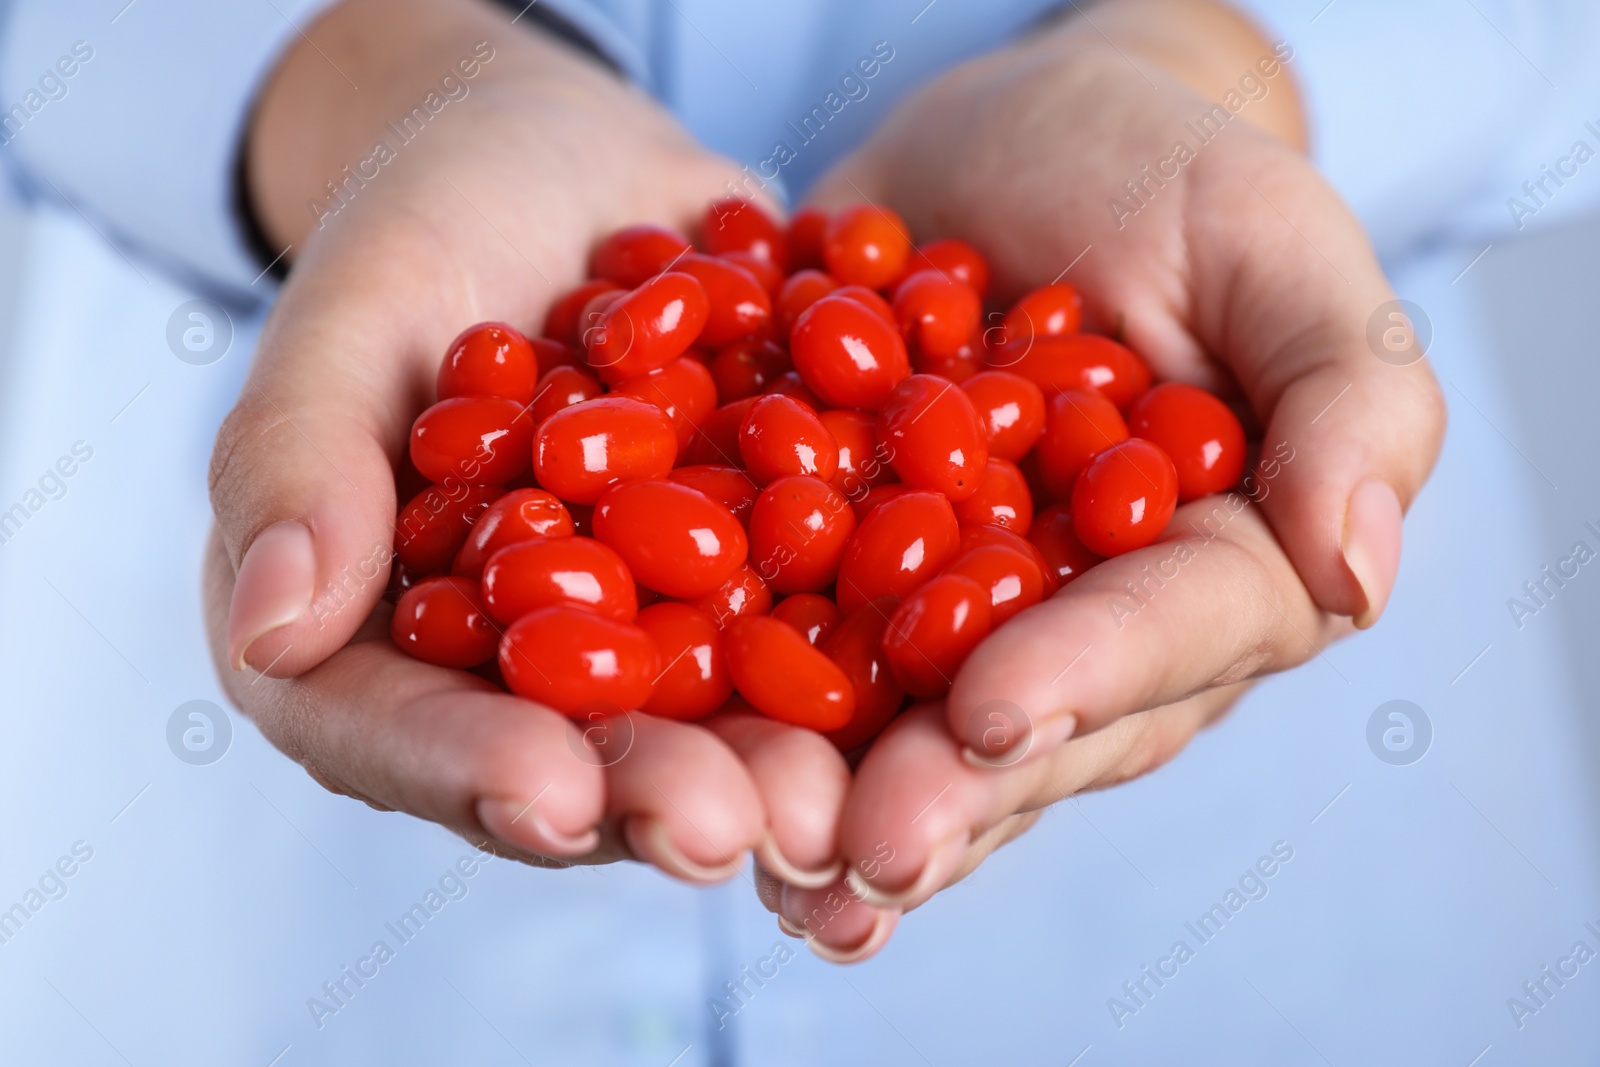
[766, 0, 1446, 961]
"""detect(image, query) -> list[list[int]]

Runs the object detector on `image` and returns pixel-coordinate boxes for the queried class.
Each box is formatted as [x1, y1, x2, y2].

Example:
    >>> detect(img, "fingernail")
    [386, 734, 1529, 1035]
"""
[624, 816, 745, 885]
[844, 833, 968, 909]
[1343, 478, 1403, 629]
[776, 915, 808, 939]
[477, 797, 598, 858]
[228, 520, 316, 671]
[757, 831, 842, 890]
[961, 711, 1077, 769]
[806, 906, 898, 965]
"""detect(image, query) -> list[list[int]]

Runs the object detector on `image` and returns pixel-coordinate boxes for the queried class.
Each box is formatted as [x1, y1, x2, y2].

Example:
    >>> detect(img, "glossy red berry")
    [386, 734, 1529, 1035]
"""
[786, 206, 829, 271]
[702, 198, 787, 269]
[588, 224, 693, 288]
[530, 365, 603, 426]
[593, 479, 748, 598]
[724, 615, 854, 730]
[882, 574, 993, 698]
[480, 535, 638, 625]
[762, 370, 825, 411]
[835, 490, 961, 613]
[533, 396, 677, 504]
[668, 465, 761, 526]
[992, 334, 1152, 411]
[952, 457, 1033, 534]
[770, 593, 843, 647]
[586, 272, 710, 384]
[790, 294, 911, 410]
[1070, 439, 1179, 557]
[820, 597, 905, 751]
[903, 238, 990, 297]
[691, 564, 772, 628]
[1126, 382, 1247, 502]
[679, 396, 758, 467]
[635, 602, 732, 721]
[820, 408, 893, 500]
[892, 271, 981, 361]
[410, 397, 534, 486]
[747, 475, 856, 594]
[875, 374, 989, 501]
[710, 339, 790, 402]
[1002, 283, 1083, 344]
[673, 253, 772, 347]
[394, 483, 500, 576]
[544, 279, 621, 347]
[737, 394, 839, 485]
[961, 523, 1060, 595]
[437, 322, 538, 404]
[499, 605, 658, 716]
[1028, 503, 1102, 588]
[821, 203, 910, 289]
[719, 251, 782, 296]
[1036, 388, 1130, 500]
[943, 543, 1045, 625]
[961, 371, 1046, 462]
[609, 355, 719, 451]
[452, 488, 574, 579]
[834, 285, 896, 325]
[776, 269, 839, 334]
[390, 576, 499, 668]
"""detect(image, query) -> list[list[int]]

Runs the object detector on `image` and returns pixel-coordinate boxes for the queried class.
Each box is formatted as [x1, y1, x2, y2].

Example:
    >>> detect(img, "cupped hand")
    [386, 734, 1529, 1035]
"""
[203, 0, 849, 883]
[786, 0, 1446, 958]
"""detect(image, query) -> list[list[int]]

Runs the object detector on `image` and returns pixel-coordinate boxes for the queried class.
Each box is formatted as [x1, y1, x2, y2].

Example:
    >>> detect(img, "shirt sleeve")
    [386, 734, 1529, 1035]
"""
[1229, 0, 1600, 261]
[0, 0, 340, 302]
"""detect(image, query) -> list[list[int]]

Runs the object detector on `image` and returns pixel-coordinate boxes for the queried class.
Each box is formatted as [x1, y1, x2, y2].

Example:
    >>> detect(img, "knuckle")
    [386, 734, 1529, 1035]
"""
[207, 396, 291, 520]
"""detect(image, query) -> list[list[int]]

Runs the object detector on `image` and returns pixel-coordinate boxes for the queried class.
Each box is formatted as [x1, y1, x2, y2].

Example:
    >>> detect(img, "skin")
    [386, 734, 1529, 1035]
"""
[777, 0, 1446, 958]
[206, 0, 1445, 961]
[210, 0, 848, 885]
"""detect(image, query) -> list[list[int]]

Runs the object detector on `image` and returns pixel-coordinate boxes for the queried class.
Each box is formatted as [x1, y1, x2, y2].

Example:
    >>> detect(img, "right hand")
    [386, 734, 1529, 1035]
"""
[204, 0, 850, 887]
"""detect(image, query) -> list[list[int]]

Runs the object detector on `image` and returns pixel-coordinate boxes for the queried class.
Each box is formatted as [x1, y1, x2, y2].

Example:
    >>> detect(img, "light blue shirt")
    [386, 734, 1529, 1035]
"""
[0, 3, 1598, 1065]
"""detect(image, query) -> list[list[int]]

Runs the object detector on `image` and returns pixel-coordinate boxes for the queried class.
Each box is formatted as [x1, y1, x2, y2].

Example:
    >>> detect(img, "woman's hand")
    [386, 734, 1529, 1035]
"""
[784, 0, 1446, 959]
[204, 0, 850, 885]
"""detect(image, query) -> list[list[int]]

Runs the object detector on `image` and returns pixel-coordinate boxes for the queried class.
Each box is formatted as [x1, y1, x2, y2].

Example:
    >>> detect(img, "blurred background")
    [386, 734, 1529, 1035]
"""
[1, 1, 1599, 1065]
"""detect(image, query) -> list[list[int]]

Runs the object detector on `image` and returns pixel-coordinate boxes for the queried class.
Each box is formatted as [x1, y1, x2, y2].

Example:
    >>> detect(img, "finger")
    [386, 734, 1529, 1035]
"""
[774, 878, 899, 965]
[205, 529, 608, 858]
[605, 714, 766, 886]
[843, 689, 1238, 908]
[210, 206, 567, 678]
[1178, 165, 1446, 627]
[704, 704, 851, 888]
[947, 495, 1344, 765]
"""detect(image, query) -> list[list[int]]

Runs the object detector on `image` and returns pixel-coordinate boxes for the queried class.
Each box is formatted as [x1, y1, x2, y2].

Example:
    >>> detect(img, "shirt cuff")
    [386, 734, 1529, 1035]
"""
[0, 0, 340, 301]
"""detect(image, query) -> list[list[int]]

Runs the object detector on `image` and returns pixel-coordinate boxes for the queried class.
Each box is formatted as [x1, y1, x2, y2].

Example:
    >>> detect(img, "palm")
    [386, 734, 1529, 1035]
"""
[778, 32, 1442, 959]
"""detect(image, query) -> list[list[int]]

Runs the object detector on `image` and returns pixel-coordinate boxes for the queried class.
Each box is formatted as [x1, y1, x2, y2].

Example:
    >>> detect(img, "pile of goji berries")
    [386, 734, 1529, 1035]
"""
[389, 199, 1246, 749]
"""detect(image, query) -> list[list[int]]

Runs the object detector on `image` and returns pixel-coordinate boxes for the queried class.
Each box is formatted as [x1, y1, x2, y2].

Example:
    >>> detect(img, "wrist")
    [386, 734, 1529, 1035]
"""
[1042, 0, 1305, 151]
[245, 0, 614, 252]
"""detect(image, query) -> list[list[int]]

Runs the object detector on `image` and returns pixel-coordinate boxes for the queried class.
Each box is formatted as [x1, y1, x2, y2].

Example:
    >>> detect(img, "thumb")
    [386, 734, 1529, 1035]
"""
[210, 258, 444, 677]
[1148, 168, 1448, 628]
